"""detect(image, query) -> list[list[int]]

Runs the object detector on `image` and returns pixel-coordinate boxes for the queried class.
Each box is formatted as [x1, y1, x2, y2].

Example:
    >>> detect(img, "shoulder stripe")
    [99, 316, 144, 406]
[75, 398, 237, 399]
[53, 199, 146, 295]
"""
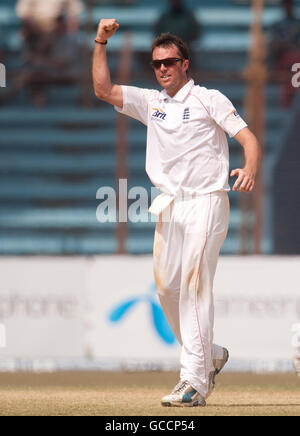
[190, 93, 211, 117]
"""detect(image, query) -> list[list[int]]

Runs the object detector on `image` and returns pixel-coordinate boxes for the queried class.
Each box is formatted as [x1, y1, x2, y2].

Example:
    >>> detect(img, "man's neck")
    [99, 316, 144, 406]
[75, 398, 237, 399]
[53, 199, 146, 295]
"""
[165, 79, 189, 98]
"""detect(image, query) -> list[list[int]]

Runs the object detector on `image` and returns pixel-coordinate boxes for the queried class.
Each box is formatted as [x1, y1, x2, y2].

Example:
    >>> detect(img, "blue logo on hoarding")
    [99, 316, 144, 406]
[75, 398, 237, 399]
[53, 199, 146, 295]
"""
[108, 283, 176, 346]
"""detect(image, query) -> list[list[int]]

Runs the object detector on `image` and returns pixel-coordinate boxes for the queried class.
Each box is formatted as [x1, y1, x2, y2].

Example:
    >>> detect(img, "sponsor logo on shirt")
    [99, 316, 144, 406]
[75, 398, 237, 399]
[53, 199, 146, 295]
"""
[231, 109, 240, 118]
[152, 108, 167, 121]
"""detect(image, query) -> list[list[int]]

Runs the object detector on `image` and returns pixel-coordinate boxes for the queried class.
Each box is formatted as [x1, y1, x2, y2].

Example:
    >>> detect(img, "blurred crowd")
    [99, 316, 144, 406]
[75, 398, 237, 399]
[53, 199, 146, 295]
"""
[5, 0, 297, 108]
[10, 0, 84, 105]
[3, 0, 202, 106]
[1, 0, 300, 105]
[154, 0, 201, 48]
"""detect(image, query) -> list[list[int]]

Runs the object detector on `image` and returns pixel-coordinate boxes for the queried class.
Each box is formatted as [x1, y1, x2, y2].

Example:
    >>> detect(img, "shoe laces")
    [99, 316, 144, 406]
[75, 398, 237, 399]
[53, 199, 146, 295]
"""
[171, 380, 190, 394]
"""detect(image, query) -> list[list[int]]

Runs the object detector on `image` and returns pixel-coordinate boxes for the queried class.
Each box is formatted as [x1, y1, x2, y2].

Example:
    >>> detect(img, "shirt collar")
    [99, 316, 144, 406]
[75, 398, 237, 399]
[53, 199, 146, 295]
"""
[159, 79, 194, 102]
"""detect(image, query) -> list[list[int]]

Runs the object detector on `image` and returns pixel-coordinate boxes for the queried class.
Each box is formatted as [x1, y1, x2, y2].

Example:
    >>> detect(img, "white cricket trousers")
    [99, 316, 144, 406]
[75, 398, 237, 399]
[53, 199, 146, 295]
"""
[153, 191, 230, 398]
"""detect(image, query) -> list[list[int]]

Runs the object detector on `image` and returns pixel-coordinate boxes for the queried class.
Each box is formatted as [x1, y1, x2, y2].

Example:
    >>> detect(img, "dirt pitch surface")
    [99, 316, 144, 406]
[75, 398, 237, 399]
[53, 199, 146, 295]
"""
[0, 371, 299, 416]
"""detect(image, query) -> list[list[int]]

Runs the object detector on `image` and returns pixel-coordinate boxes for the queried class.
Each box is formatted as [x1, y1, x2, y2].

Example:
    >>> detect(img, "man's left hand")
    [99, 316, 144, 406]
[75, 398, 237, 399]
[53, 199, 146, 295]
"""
[230, 168, 255, 193]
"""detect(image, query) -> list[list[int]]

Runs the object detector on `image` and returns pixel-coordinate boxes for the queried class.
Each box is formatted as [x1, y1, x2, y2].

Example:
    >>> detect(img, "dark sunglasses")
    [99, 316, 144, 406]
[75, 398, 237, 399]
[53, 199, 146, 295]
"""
[151, 58, 183, 70]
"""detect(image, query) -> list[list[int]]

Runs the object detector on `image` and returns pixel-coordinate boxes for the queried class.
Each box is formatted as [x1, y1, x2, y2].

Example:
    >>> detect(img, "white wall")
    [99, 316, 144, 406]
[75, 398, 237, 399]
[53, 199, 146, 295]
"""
[0, 256, 299, 372]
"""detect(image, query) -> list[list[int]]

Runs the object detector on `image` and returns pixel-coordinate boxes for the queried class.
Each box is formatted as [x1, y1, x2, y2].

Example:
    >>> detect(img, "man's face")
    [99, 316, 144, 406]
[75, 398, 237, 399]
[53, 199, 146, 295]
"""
[152, 44, 189, 97]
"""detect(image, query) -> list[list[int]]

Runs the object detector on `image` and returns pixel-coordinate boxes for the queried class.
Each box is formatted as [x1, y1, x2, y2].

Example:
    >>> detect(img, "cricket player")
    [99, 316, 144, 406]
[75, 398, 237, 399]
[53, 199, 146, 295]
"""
[93, 19, 261, 407]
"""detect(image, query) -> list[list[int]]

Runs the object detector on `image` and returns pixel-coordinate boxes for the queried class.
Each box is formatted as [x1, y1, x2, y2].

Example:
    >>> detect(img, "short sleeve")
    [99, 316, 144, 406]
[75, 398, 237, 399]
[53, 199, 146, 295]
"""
[207, 90, 248, 138]
[114, 86, 158, 126]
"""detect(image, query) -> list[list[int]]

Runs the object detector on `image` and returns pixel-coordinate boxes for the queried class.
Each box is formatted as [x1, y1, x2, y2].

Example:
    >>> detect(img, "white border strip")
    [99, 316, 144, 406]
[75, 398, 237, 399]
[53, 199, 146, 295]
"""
[0, 358, 294, 373]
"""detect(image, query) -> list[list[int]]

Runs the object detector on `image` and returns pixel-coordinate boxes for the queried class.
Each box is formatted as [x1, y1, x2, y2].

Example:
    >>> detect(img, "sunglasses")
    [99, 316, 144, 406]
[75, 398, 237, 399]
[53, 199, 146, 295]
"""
[151, 58, 183, 70]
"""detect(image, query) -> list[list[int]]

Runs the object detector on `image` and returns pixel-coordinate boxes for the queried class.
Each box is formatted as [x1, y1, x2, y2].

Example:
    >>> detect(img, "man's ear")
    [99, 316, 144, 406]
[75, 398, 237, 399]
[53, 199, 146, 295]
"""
[183, 59, 189, 73]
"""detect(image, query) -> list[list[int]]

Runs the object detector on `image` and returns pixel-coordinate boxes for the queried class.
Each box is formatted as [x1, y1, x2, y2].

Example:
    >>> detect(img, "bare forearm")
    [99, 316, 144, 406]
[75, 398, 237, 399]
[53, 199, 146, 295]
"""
[231, 127, 261, 193]
[92, 19, 121, 104]
[93, 44, 113, 99]
[242, 135, 261, 179]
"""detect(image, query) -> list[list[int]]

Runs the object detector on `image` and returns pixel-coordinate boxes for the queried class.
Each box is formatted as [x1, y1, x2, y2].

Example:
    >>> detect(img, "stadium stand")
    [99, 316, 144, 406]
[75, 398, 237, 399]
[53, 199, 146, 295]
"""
[0, 0, 297, 254]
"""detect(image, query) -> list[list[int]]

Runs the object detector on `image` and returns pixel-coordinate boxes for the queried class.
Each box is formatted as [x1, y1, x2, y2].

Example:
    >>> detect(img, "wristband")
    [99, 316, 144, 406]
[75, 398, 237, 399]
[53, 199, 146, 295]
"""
[95, 38, 107, 45]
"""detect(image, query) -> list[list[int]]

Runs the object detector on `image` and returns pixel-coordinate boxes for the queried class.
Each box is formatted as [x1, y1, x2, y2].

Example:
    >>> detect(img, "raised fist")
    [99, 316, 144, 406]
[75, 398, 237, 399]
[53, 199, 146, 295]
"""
[97, 19, 120, 41]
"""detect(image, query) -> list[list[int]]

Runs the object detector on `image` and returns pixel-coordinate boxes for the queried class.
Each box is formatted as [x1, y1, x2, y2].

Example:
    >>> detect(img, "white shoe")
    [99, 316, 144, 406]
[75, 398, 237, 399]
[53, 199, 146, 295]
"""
[208, 347, 229, 396]
[161, 380, 206, 407]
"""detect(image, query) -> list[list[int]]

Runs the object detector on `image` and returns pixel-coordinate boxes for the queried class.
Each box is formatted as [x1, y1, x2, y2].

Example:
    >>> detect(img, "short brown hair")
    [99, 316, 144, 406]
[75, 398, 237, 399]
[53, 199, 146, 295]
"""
[151, 33, 190, 62]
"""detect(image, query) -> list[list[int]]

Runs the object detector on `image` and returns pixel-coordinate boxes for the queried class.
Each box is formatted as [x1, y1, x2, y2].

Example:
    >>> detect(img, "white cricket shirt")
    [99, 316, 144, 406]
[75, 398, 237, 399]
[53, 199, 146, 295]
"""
[115, 79, 247, 197]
